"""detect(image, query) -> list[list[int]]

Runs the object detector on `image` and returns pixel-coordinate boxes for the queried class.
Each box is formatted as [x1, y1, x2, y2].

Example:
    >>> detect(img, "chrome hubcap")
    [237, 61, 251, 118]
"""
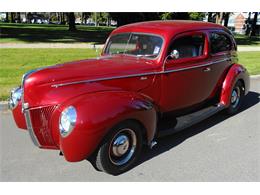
[109, 128, 137, 166]
[231, 86, 240, 108]
[112, 135, 130, 157]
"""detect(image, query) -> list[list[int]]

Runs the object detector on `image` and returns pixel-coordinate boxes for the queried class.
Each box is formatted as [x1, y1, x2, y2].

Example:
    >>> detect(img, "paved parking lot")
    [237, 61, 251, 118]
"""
[0, 78, 259, 181]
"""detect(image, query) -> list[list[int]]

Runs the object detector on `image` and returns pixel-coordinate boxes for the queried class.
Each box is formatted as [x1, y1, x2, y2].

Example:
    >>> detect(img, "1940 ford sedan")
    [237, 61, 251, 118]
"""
[9, 20, 249, 175]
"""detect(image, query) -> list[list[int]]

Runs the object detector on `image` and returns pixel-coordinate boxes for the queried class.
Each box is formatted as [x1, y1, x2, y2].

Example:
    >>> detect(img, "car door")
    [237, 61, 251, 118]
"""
[160, 31, 216, 112]
[206, 30, 236, 99]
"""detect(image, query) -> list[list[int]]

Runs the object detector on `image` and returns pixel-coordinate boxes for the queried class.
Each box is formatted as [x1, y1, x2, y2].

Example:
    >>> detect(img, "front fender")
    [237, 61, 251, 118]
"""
[220, 63, 250, 106]
[54, 91, 157, 162]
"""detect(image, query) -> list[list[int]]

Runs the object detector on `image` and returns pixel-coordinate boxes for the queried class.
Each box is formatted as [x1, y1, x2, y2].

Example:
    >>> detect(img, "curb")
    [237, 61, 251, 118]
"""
[0, 101, 9, 111]
[250, 74, 260, 79]
[1, 75, 259, 112]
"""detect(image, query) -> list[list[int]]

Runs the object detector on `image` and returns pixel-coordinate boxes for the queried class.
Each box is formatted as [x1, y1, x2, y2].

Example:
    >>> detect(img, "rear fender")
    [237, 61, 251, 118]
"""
[55, 91, 157, 162]
[220, 63, 250, 106]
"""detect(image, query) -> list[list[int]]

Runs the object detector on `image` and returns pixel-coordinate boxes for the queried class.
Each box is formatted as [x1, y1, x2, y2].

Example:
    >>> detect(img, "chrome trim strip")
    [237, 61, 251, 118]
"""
[52, 58, 231, 88]
[164, 58, 228, 74]
[24, 109, 41, 147]
[52, 71, 161, 88]
[21, 69, 43, 147]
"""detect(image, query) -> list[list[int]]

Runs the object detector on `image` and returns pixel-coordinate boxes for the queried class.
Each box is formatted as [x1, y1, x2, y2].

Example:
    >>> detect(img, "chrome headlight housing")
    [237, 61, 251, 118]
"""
[9, 87, 22, 110]
[59, 106, 77, 137]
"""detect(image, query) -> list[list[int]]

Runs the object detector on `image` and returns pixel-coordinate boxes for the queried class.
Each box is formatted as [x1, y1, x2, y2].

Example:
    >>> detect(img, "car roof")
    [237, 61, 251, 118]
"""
[111, 20, 230, 38]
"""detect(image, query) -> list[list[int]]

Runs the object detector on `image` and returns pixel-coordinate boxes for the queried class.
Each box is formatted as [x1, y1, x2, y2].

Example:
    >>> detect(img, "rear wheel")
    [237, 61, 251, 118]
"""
[226, 80, 245, 115]
[92, 121, 143, 175]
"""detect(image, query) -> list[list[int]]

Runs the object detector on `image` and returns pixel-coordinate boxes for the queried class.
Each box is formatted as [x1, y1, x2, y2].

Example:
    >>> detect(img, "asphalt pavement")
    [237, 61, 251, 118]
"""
[0, 78, 259, 181]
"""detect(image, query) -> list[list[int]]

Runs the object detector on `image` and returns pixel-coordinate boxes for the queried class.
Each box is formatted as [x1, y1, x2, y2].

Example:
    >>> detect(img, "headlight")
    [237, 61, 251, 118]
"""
[9, 87, 22, 110]
[59, 106, 77, 137]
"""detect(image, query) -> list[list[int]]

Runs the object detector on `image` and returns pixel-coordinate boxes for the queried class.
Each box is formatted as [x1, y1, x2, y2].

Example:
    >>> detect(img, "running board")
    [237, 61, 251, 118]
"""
[157, 103, 225, 138]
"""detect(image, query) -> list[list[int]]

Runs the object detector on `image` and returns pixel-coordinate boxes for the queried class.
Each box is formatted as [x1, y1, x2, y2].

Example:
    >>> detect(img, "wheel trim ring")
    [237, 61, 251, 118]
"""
[108, 128, 137, 166]
[231, 86, 241, 108]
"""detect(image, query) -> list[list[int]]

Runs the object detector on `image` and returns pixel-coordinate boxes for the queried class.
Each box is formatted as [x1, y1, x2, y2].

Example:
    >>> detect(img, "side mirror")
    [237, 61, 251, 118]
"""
[162, 49, 180, 71]
[170, 49, 179, 60]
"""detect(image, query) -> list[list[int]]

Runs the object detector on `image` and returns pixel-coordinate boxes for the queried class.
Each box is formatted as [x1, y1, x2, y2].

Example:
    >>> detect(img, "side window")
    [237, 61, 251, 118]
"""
[169, 34, 205, 59]
[210, 33, 232, 54]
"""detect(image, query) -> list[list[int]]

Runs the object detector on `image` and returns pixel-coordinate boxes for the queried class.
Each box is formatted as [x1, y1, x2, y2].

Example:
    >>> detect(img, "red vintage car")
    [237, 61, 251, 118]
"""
[9, 20, 249, 175]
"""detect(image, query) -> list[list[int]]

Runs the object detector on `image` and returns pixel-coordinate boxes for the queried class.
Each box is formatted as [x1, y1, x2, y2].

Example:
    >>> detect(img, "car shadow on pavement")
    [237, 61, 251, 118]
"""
[137, 91, 260, 168]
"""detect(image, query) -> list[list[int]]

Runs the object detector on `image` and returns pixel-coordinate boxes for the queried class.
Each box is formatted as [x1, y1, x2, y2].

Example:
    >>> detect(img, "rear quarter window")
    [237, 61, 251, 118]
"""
[210, 32, 233, 54]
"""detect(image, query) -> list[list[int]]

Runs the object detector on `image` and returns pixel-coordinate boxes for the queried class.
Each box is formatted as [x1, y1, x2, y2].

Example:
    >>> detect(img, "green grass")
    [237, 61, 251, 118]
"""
[0, 49, 259, 101]
[238, 51, 260, 75]
[0, 23, 114, 44]
[0, 48, 99, 100]
[234, 34, 260, 46]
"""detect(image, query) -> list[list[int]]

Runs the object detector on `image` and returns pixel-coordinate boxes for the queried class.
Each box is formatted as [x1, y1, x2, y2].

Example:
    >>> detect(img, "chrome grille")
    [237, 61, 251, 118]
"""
[29, 105, 56, 147]
[24, 109, 40, 147]
[21, 69, 57, 147]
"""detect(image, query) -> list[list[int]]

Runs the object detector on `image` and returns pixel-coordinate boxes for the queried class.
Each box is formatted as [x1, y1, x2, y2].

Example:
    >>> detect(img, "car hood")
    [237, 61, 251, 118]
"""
[23, 55, 160, 107]
[26, 55, 159, 86]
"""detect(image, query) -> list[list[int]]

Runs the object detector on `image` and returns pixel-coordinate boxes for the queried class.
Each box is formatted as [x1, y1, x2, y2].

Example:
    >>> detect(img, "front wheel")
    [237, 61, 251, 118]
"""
[226, 80, 245, 115]
[91, 121, 143, 175]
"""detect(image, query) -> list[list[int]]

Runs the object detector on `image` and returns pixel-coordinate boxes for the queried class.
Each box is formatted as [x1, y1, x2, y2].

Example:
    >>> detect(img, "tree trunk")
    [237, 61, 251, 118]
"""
[59, 12, 65, 24]
[67, 12, 76, 31]
[216, 12, 224, 25]
[81, 13, 84, 24]
[27, 12, 32, 23]
[58, 12, 61, 24]
[245, 12, 251, 35]
[5, 12, 9, 22]
[11, 12, 15, 23]
[84, 14, 87, 24]
[61, 12, 66, 24]
[224, 12, 230, 27]
[17, 12, 21, 23]
[250, 12, 258, 37]
[207, 12, 213, 22]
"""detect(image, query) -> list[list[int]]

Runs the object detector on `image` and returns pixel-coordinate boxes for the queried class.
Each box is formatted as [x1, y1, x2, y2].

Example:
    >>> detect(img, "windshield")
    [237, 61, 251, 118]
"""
[104, 33, 163, 59]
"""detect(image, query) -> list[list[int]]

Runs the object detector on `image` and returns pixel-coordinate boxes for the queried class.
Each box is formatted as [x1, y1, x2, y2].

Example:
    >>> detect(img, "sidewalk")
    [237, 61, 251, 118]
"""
[0, 43, 104, 49]
[237, 46, 260, 51]
[1, 43, 260, 51]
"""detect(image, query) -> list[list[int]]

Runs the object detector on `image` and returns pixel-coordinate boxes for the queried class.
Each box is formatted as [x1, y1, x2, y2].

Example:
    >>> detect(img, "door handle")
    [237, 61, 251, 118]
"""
[203, 67, 211, 72]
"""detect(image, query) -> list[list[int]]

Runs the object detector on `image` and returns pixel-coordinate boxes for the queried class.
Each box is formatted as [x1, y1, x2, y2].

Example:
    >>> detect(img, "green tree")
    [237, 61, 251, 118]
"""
[189, 12, 205, 20]
[160, 12, 174, 20]
[109, 12, 161, 26]
[91, 12, 109, 26]
[160, 12, 201, 20]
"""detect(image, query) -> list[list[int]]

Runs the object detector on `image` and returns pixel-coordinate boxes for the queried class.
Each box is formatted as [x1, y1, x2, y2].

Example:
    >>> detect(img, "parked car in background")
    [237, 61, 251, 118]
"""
[9, 20, 249, 175]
